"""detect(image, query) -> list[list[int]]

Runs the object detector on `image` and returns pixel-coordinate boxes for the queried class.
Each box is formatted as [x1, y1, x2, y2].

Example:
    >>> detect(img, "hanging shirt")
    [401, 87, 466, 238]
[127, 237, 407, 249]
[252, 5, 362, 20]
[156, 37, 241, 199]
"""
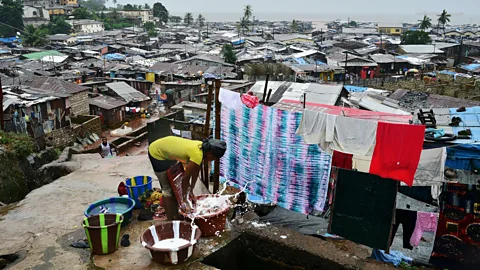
[149, 136, 203, 165]
[369, 122, 425, 186]
[330, 116, 378, 156]
[100, 142, 112, 157]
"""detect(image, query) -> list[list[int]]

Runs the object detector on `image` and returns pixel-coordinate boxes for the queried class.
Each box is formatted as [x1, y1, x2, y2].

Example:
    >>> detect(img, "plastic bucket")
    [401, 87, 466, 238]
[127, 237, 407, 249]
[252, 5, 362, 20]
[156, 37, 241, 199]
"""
[140, 221, 201, 265]
[83, 213, 123, 255]
[84, 197, 135, 227]
[180, 195, 230, 237]
[125, 176, 153, 208]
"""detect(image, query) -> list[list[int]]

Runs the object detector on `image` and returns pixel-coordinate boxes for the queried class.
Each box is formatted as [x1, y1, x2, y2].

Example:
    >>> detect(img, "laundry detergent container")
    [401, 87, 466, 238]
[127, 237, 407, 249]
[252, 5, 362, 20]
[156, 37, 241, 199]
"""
[125, 176, 153, 208]
[83, 213, 123, 255]
[84, 197, 135, 227]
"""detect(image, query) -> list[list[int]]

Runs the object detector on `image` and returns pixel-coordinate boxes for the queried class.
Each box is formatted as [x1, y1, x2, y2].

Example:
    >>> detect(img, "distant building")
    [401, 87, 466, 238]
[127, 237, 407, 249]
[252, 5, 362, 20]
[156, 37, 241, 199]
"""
[46, 5, 75, 15]
[48, 34, 77, 45]
[67, 20, 104, 34]
[118, 10, 153, 23]
[378, 23, 403, 35]
[59, 0, 77, 5]
[23, 5, 50, 27]
[273, 34, 314, 44]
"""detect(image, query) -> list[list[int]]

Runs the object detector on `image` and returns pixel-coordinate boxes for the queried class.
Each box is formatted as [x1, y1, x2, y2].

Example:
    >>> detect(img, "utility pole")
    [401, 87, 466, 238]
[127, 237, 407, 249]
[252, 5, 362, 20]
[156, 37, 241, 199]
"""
[343, 51, 348, 85]
[0, 76, 3, 131]
[213, 79, 221, 193]
[456, 36, 464, 66]
[320, 28, 323, 45]
[206, 22, 209, 38]
[203, 81, 213, 189]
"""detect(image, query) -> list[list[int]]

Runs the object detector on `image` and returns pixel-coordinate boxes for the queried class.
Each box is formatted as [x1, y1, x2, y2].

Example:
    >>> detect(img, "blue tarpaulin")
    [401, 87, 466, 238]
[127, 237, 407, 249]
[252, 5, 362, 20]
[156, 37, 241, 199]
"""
[446, 144, 480, 170]
[439, 70, 457, 75]
[449, 106, 480, 142]
[462, 64, 480, 72]
[0, 37, 18, 44]
[103, 53, 126, 61]
[295, 58, 307, 65]
[344, 85, 368, 92]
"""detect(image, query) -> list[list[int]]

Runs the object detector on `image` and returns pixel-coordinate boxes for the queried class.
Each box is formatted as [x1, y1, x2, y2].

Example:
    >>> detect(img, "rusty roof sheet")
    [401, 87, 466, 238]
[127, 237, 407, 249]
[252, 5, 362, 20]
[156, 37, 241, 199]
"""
[22, 76, 89, 94]
[89, 95, 127, 110]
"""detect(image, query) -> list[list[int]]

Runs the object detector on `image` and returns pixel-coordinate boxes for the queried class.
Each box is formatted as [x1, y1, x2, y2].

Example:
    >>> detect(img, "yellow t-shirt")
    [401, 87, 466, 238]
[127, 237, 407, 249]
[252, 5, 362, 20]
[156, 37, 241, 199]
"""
[149, 136, 203, 165]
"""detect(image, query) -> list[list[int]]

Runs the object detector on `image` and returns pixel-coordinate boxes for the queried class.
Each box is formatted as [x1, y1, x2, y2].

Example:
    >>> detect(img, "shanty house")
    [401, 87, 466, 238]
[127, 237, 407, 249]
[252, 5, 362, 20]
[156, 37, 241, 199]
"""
[105, 81, 151, 108]
[89, 95, 127, 128]
[378, 23, 403, 35]
[20, 76, 90, 116]
[3, 86, 74, 149]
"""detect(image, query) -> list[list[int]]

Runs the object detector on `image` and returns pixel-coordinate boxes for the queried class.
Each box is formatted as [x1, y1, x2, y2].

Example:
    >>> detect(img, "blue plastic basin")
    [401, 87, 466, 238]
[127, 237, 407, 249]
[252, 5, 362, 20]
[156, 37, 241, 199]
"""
[84, 197, 135, 227]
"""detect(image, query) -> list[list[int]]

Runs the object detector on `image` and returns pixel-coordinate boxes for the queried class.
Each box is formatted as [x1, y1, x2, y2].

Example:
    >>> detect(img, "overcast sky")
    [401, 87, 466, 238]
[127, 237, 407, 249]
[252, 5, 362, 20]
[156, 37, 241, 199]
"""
[114, 0, 479, 24]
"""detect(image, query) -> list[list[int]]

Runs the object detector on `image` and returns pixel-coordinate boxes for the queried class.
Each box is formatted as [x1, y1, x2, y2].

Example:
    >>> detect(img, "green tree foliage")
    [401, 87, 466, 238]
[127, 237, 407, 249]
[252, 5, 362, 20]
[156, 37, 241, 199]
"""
[184, 13, 193, 26]
[348, 20, 357, 27]
[73, 7, 95, 19]
[79, 0, 106, 11]
[144, 3, 150, 9]
[437, 9, 451, 36]
[197, 14, 205, 28]
[153, 2, 169, 24]
[102, 12, 134, 30]
[169, 16, 181, 23]
[0, 0, 24, 37]
[221, 44, 237, 64]
[238, 17, 249, 34]
[144, 21, 155, 31]
[48, 16, 72, 35]
[418, 15, 432, 30]
[0, 131, 36, 159]
[401, 30, 432, 45]
[22, 24, 48, 47]
[290, 19, 299, 33]
[243, 4, 252, 20]
[123, 4, 134, 10]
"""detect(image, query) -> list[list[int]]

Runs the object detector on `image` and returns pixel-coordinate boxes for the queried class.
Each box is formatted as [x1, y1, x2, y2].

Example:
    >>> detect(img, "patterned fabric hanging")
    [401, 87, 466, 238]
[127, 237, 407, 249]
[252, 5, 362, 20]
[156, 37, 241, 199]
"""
[220, 104, 332, 214]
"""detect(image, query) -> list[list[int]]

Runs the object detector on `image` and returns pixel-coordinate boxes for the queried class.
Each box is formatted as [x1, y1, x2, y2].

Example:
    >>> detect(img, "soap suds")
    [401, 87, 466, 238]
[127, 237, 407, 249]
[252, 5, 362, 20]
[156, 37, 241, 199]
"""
[152, 238, 190, 250]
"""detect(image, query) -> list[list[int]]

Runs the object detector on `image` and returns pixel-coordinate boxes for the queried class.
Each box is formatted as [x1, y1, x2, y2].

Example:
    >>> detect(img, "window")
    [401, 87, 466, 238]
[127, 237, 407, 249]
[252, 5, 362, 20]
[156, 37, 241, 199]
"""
[395, 29, 400, 32]
[33, 11, 37, 16]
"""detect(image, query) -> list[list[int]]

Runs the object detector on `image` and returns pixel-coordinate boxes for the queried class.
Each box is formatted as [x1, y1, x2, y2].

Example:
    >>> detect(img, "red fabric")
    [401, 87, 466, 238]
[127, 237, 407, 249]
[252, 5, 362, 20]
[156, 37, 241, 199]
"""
[369, 122, 425, 186]
[370, 70, 375, 79]
[332, 151, 353, 169]
[361, 70, 367, 79]
[241, 94, 259, 108]
[117, 182, 128, 196]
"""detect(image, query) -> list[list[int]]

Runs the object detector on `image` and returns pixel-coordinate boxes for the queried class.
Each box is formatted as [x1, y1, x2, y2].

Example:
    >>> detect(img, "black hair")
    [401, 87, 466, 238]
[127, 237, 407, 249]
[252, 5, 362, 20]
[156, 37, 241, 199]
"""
[202, 137, 227, 159]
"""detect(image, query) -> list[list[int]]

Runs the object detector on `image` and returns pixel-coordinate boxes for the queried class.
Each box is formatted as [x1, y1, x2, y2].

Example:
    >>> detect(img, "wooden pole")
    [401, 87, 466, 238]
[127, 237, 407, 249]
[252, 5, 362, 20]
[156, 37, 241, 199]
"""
[213, 79, 221, 193]
[0, 76, 4, 131]
[202, 82, 214, 189]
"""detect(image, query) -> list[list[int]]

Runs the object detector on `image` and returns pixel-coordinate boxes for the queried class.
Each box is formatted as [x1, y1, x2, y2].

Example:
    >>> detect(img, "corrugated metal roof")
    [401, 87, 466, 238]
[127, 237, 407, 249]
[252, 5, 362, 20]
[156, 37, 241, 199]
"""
[89, 95, 127, 110]
[106, 82, 150, 103]
[22, 76, 89, 94]
[338, 61, 378, 67]
[399, 45, 444, 54]
[21, 50, 65, 60]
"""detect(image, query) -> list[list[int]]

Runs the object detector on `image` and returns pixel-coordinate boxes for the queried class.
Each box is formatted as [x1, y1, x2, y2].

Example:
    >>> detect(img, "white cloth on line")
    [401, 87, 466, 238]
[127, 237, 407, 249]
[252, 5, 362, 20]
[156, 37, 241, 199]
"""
[325, 113, 337, 142]
[295, 108, 329, 145]
[352, 155, 372, 173]
[171, 128, 181, 136]
[219, 88, 242, 109]
[400, 147, 447, 187]
[329, 116, 378, 156]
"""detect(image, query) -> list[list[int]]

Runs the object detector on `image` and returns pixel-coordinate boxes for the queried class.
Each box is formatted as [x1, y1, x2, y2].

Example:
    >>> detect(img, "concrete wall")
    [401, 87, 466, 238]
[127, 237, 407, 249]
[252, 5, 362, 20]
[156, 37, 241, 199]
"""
[70, 91, 89, 116]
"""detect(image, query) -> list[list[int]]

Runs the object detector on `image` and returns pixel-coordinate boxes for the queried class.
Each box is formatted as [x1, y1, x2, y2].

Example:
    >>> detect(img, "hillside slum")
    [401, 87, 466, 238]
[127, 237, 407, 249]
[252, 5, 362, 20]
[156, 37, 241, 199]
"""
[1, 19, 480, 269]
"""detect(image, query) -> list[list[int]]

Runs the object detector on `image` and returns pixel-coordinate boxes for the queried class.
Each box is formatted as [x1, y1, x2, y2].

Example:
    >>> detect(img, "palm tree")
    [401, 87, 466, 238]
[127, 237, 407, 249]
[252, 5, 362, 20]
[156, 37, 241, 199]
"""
[418, 15, 432, 31]
[184, 13, 193, 26]
[113, 0, 117, 9]
[239, 17, 249, 34]
[437, 9, 451, 36]
[197, 14, 205, 28]
[22, 25, 48, 47]
[290, 20, 299, 33]
[243, 5, 252, 20]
